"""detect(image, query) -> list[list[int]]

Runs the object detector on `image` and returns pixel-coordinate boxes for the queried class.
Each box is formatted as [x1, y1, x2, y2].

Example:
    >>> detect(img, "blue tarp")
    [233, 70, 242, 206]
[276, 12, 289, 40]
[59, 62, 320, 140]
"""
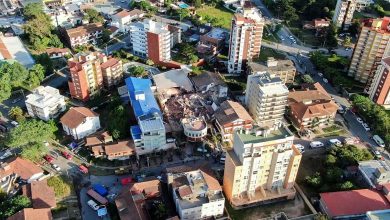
[92, 184, 108, 197]
[69, 142, 78, 149]
[97, 207, 107, 217]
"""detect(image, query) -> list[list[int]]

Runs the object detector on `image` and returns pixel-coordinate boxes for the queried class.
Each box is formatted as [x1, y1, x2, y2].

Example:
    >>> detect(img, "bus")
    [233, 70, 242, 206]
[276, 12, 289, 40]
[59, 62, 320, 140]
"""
[87, 189, 108, 205]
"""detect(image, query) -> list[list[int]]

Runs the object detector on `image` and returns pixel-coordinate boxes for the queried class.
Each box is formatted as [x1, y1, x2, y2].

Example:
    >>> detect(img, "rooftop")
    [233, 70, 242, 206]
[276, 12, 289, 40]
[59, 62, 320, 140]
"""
[366, 209, 390, 220]
[100, 57, 121, 69]
[236, 125, 293, 144]
[8, 208, 52, 220]
[22, 180, 56, 209]
[206, 28, 227, 40]
[214, 100, 253, 126]
[0, 157, 43, 180]
[25, 86, 64, 109]
[191, 71, 225, 91]
[0, 35, 35, 67]
[320, 189, 390, 217]
[104, 140, 135, 155]
[60, 107, 99, 129]
[359, 160, 390, 187]
[251, 73, 289, 95]
[66, 23, 103, 39]
[153, 68, 193, 93]
[181, 117, 207, 131]
[248, 59, 295, 73]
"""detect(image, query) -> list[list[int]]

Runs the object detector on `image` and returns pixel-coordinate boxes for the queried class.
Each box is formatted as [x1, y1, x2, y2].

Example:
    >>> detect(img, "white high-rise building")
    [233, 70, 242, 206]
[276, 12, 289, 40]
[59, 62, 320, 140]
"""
[129, 19, 171, 64]
[333, 0, 356, 30]
[245, 73, 288, 126]
[228, 4, 264, 75]
[25, 86, 66, 121]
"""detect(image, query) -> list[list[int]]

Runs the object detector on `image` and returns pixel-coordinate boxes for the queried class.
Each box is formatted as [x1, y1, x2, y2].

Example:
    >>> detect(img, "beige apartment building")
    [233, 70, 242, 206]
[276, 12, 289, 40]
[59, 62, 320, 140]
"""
[247, 57, 296, 84]
[333, 0, 356, 30]
[228, 3, 264, 75]
[348, 17, 390, 84]
[223, 125, 302, 208]
[245, 73, 289, 126]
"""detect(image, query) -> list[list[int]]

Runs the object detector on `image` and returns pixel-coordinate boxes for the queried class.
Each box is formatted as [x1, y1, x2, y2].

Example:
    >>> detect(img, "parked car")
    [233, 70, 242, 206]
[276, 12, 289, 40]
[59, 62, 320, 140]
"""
[356, 117, 364, 123]
[318, 72, 323, 77]
[51, 164, 61, 171]
[337, 106, 345, 114]
[44, 155, 54, 163]
[323, 78, 328, 83]
[310, 141, 324, 148]
[79, 165, 89, 174]
[373, 135, 385, 147]
[362, 123, 370, 131]
[280, 36, 285, 41]
[371, 148, 384, 160]
[87, 200, 100, 211]
[10, 121, 19, 127]
[61, 151, 73, 160]
[295, 144, 305, 153]
[328, 139, 342, 147]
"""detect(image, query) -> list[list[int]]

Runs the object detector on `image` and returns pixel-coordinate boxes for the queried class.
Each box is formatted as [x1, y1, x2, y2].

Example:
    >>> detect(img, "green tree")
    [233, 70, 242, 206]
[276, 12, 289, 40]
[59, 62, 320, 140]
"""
[0, 195, 31, 218]
[101, 29, 111, 44]
[23, 2, 44, 19]
[325, 23, 338, 48]
[27, 64, 45, 88]
[33, 53, 54, 75]
[194, 0, 202, 8]
[47, 176, 72, 198]
[305, 172, 322, 187]
[343, 36, 351, 47]
[112, 129, 120, 140]
[0, 62, 29, 88]
[153, 203, 168, 219]
[21, 143, 48, 162]
[127, 66, 146, 77]
[339, 181, 354, 190]
[325, 154, 337, 166]
[325, 167, 343, 183]
[0, 71, 11, 102]
[177, 8, 190, 21]
[8, 106, 25, 122]
[84, 9, 104, 23]
[107, 102, 130, 139]
[146, 59, 154, 66]
[301, 74, 315, 83]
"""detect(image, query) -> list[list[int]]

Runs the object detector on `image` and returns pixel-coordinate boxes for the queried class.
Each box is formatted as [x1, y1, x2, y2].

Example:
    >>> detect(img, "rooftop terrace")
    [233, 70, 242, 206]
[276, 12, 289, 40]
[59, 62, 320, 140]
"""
[236, 125, 293, 144]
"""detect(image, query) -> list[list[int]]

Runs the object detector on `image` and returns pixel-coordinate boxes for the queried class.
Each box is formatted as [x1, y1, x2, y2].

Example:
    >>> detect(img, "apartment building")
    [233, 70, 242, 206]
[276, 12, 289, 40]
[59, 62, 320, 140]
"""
[25, 86, 66, 121]
[63, 23, 103, 48]
[228, 4, 264, 74]
[215, 100, 254, 142]
[125, 77, 167, 156]
[348, 17, 390, 84]
[223, 125, 301, 208]
[68, 52, 122, 101]
[169, 169, 225, 220]
[288, 83, 339, 130]
[247, 57, 296, 84]
[333, 0, 356, 30]
[245, 73, 289, 126]
[129, 19, 171, 64]
[368, 57, 390, 109]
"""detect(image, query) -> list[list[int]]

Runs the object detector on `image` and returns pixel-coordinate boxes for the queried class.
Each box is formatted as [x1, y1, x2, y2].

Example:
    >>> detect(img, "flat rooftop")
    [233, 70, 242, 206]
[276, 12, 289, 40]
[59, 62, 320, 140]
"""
[236, 126, 293, 144]
[359, 160, 390, 187]
[206, 28, 227, 39]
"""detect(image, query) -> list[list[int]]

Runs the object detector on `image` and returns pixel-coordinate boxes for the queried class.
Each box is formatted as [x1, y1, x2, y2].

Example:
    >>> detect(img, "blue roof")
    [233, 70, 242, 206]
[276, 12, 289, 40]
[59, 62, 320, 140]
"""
[130, 125, 142, 140]
[125, 77, 162, 118]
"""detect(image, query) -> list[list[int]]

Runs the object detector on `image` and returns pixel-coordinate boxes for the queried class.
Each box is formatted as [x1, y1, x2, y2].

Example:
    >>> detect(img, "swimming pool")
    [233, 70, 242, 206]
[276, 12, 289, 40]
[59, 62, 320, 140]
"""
[178, 2, 189, 8]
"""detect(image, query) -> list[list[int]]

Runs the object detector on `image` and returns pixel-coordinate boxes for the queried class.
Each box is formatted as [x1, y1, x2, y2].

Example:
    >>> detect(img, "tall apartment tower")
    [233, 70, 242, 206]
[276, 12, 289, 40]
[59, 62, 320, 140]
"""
[348, 17, 390, 84]
[245, 72, 289, 126]
[228, 3, 264, 75]
[333, 0, 356, 30]
[223, 125, 301, 208]
[68, 52, 123, 101]
[368, 57, 390, 109]
[130, 19, 171, 64]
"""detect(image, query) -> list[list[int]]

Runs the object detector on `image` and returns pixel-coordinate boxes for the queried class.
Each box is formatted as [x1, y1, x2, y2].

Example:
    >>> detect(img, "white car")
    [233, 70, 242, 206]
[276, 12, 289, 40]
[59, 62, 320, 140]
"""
[295, 144, 305, 153]
[362, 123, 370, 131]
[318, 72, 323, 77]
[323, 78, 328, 83]
[329, 139, 342, 146]
[51, 164, 61, 171]
[356, 117, 364, 123]
[87, 200, 100, 211]
[310, 141, 324, 148]
[280, 36, 285, 41]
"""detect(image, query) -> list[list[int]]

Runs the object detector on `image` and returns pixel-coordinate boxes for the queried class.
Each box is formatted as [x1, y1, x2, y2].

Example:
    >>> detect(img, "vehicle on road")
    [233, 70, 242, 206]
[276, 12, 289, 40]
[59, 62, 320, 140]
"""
[87, 200, 100, 211]
[51, 164, 61, 171]
[310, 141, 324, 148]
[44, 155, 54, 163]
[61, 151, 73, 160]
[356, 117, 364, 123]
[295, 144, 305, 153]
[370, 148, 384, 160]
[373, 135, 385, 147]
[362, 123, 370, 131]
[318, 72, 323, 77]
[79, 165, 88, 174]
[10, 121, 19, 127]
[280, 36, 285, 41]
[328, 139, 342, 147]
[93, 184, 108, 197]
[220, 156, 226, 164]
[323, 78, 328, 83]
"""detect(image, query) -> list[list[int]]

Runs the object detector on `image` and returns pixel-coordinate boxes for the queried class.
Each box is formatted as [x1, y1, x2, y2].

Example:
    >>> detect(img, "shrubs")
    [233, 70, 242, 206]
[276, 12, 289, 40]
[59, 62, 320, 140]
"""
[47, 176, 72, 198]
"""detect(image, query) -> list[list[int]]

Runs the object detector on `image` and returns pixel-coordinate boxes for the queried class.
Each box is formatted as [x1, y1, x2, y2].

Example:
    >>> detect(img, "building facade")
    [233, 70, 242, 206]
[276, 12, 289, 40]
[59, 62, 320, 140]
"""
[332, 0, 356, 30]
[348, 17, 390, 84]
[100, 57, 123, 88]
[129, 19, 171, 64]
[111, 9, 144, 32]
[228, 6, 264, 74]
[245, 73, 289, 126]
[368, 57, 390, 109]
[215, 100, 254, 142]
[181, 117, 208, 142]
[25, 86, 66, 121]
[60, 107, 101, 140]
[169, 170, 225, 220]
[64, 23, 103, 48]
[223, 125, 301, 208]
[247, 58, 296, 84]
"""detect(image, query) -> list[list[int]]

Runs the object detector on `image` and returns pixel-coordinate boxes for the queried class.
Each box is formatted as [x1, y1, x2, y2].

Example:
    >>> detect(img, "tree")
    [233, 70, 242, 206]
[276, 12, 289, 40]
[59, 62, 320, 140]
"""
[325, 23, 338, 48]
[127, 66, 146, 77]
[107, 102, 130, 139]
[343, 36, 351, 47]
[0, 69, 12, 102]
[6, 119, 58, 148]
[305, 172, 322, 187]
[27, 64, 45, 88]
[21, 143, 48, 162]
[146, 59, 154, 66]
[0, 195, 31, 218]
[47, 176, 72, 198]
[325, 167, 343, 183]
[8, 107, 25, 122]
[33, 53, 54, 75]
[194, 0, 202, 8]
[301, 74, 315, 83]
[177, 8, 190, 21]
[112, 129, 120, 140]
[23, 3, 44, 19]
[325, 154, 337, 166]
[339, 181, 354, 190]
[0, 62, 29, 88]
[101, 29, 111, 44]
[153, 203, 168, 219]
[84, 9, 104, 23]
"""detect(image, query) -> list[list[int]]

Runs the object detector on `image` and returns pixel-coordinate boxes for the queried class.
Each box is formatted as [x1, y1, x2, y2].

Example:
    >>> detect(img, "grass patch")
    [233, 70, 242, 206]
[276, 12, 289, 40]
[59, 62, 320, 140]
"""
[221, 75, 247, 92]
[322, 124, 342, 133]
[257, 47, 286, 62]
[196, 5, 233, 30]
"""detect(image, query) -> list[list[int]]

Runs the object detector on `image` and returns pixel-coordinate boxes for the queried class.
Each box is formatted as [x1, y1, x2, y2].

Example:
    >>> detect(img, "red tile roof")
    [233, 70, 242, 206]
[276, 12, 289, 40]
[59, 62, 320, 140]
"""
[0, 157, 43, 180]
[8, 208, 52, 220]
[60, 107, 99, 129]
[100, 57, 121, 69]
[22, 180, 56, 209]
[320, 189, 390, 217]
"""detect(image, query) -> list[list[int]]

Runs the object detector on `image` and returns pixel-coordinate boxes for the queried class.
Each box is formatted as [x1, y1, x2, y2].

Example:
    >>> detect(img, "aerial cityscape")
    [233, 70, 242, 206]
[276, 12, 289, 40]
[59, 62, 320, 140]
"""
[0, 0, 390, 219]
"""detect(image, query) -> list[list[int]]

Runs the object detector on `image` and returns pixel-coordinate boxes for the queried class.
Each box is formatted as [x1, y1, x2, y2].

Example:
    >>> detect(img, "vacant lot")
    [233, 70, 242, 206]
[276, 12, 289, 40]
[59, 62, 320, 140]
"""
[196, 5, 233, 30]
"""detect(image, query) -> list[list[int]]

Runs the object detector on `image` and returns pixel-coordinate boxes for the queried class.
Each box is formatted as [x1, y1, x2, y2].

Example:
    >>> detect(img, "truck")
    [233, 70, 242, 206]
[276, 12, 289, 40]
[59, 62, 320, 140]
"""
[92, 184, 108, 197]
[87, 189, 108, 205]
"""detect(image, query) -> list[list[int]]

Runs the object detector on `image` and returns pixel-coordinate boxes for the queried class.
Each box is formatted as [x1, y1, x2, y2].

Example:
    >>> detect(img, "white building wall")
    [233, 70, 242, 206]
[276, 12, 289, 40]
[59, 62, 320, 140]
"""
[200, 199, 225, 218]
[62, 116, 101, 140]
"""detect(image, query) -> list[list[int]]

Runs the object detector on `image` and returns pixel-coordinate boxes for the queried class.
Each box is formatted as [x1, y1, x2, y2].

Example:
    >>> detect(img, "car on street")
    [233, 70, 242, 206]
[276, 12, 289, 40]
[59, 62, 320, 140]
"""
[280, 36, 285, 41]
[362, 123, 370, 131]
[373, 135, 386, 147]
[61, 151, 73, 160]
[323, 78, 328, 83]
[310, 141, 324, 148]
[328, 139, 342, 147]
[10, 121, 19, 127]
[51, 164, 61, 171]
[295, 144, 305, 153]
[318, 72, 323, 77]
[44, 154, 54, 163]
[87, 200, 100, 211]
[370, 148, 384, 160]
[345, 47, 351, 51]
[338, 106, 345, 114]
[356, 117, 364, 123]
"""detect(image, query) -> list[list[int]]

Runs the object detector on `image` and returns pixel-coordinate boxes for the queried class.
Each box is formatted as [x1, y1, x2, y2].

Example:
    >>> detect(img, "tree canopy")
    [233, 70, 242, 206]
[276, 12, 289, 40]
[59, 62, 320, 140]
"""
[47, 176, 72, 198]
[0, 195, 31, 218]
[84, 9, 104, 23]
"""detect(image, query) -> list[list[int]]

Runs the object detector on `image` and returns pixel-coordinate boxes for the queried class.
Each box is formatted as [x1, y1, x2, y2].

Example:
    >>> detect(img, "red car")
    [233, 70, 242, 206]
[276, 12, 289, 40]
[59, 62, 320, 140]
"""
[61, 151, 73, 160]
[44, 154, 54, 163]
[79, 165, 88, 174]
